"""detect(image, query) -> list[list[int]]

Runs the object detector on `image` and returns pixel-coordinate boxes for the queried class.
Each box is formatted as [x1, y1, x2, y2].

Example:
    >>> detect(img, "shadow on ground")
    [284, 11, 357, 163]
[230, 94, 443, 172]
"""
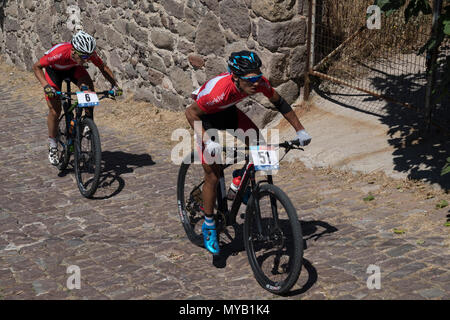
[210, 219, 338, 297]
[57, 150, 156, 199]
[313, 63, 450, 191]
[92, 150, 156, 199]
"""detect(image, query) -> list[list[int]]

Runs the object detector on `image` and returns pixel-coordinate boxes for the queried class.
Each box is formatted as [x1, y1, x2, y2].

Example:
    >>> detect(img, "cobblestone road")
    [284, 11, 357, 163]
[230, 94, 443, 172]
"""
[0, 76, 449, 300]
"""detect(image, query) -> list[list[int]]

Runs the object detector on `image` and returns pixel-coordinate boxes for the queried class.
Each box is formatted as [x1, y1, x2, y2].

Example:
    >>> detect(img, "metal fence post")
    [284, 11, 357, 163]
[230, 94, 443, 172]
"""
[304, 0, 315, 101]
[424, 0, 443, 133]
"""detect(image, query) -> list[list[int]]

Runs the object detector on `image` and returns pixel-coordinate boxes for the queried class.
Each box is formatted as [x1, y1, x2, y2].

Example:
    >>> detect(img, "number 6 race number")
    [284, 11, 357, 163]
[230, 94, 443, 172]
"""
[76, 91, 99, 107]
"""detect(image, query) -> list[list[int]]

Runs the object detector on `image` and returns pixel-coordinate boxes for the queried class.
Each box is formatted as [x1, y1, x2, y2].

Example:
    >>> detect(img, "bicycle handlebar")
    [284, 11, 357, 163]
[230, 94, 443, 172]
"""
[55, 90, 115, 100]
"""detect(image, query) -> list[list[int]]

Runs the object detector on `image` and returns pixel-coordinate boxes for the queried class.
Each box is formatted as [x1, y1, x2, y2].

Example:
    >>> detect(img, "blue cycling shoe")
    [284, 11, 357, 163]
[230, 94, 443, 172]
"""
[202, 221, 220, 255]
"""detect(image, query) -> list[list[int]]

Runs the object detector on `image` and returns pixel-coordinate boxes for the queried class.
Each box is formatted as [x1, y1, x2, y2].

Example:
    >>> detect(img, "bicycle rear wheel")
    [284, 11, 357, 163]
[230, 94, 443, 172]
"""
[244, 184, 303, 295]
[74, 117, 102, 198]
[177, 151, 205, 247]
[56, 111, 70, 171]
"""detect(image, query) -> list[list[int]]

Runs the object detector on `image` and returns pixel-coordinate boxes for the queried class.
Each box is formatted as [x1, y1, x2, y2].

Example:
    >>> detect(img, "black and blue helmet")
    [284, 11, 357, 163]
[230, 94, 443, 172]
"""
[227, 51, 262, 76]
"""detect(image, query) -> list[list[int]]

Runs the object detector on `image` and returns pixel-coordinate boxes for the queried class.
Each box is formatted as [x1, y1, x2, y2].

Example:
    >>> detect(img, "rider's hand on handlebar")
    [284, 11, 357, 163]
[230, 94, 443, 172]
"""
[111, 86, 123, 97]
[296, 129, 312, 146]
[44, 84, 56, 98]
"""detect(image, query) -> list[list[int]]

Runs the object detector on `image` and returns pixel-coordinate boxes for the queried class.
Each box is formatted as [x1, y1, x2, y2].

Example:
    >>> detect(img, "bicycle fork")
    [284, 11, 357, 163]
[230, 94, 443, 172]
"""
[251, 174, 280, 242]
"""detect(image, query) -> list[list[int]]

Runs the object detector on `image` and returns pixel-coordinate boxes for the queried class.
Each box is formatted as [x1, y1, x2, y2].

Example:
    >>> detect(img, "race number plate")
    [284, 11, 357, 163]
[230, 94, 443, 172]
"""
[250, 145, 279, 171]
[76, 91, 99, 107]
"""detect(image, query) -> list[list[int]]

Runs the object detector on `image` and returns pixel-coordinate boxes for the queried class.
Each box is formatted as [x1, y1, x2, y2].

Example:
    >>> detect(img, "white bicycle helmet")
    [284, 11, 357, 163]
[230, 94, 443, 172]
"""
[71, 31, 96, 54]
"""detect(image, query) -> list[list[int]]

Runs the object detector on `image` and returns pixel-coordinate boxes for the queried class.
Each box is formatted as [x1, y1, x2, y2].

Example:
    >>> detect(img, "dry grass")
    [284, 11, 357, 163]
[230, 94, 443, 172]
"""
[95, 94, 189, 148]
[316, 0, 432, 80]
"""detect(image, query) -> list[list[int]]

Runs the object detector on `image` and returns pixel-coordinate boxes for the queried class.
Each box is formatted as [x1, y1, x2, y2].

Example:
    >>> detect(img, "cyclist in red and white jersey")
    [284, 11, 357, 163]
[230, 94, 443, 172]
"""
[185, 50, 312, 255]
[32, 31, 122, 165]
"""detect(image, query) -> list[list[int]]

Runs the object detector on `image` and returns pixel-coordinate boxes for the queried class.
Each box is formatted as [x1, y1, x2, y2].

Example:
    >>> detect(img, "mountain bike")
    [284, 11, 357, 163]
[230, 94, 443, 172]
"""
[55, 79, 114, 198]
[177, 140, 304, 295]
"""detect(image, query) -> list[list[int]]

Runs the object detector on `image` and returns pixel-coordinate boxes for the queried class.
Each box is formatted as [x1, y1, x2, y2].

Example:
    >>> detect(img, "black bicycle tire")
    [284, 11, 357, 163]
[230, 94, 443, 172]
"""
[176, 151, 205, 247]
[74, 117, 102, 198]
[56, 114, 70, 171]
[243, 184, 303, 295]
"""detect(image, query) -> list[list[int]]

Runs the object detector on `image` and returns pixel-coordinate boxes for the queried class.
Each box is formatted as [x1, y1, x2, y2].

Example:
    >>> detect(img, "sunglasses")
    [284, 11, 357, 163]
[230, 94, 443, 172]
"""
[75, 50, 91, 59]
[239, 74, 263, 83]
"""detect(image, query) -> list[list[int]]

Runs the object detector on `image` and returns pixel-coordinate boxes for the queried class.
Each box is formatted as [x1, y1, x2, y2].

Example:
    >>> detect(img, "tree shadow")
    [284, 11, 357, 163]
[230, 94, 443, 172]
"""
[313, 59, 450, 191]
[211, 219, 338, 297]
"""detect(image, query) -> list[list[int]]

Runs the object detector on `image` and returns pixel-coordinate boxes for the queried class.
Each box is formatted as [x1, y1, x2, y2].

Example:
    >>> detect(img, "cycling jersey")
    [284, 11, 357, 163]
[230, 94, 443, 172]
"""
[195, 73, 275, 114]
[39, 42, 104, 70]
[40, 42, 104, 97]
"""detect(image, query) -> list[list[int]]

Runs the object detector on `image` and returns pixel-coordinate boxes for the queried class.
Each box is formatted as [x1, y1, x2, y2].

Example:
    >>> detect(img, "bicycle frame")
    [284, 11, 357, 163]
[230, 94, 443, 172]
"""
[57, 80, 113, 144]
[215, 149, 276, 233]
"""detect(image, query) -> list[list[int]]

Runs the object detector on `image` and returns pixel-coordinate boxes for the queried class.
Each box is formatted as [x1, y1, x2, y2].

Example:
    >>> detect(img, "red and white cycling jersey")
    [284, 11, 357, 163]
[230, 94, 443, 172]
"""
[194, 73, 275, 114]
[39, 42, 104, 70]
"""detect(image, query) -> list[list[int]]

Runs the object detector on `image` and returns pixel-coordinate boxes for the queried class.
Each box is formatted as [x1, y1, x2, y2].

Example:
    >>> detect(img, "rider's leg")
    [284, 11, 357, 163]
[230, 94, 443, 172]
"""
[46, 97, 62, 141]
[201, 162, 221, 255]
[201, 163, 221, 214]
[43, 68, 63, 165]
[44, 68, 63, 141]
[46, 96, 62, 165]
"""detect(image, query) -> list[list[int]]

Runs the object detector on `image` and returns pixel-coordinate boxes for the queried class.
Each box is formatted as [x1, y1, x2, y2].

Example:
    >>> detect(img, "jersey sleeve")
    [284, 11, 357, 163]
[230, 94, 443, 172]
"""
[256, 76, 275, 99]
[39, 55, 51, 68]
[89, 51, 104, 68]
[195, 92, 209, 113]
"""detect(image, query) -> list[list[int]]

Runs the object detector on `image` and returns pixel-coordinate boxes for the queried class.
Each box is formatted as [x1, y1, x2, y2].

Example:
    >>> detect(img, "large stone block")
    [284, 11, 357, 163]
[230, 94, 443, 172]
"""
[170, 66, 193, 96]
[147, 54, 167, 73]
[161, 89, 186, 110]
[257, 17, 306, 51]
[177, 21, 196, 42]
[289, 45, 307, 79]
[195, 12, 225, 56]
[4, 17, 19, 32]
[251, 0, 296, 22]
[219, 0, 251, 39]
[188, 54, 205, 69]
[148, 68, 165, 86]
[105, 27, 124, 47]
[237, 99, 278, 129]
[200, 0, 220, 14]
[151, 30, 175, 51]
[35, 15, 53, 49]
[205, 56, 227, 80]
[262, 51, 289, 87]
[274, 80, 299, 104]
[163, 0, 185, 19]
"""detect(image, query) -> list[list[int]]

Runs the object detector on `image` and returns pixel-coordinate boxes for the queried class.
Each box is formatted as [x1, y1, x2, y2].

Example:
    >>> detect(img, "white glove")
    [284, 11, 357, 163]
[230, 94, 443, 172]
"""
[204, 138, 221, 157]
[296, 129, 312, 146]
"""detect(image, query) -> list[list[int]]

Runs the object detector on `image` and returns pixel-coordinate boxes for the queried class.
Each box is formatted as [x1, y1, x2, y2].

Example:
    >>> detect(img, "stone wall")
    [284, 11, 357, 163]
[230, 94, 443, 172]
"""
[0, 0, 308, 126]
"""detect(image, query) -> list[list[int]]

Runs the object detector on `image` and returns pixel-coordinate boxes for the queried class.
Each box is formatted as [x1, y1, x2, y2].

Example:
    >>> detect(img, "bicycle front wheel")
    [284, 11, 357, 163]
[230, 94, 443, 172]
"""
[74, 117, 102, 198]
[244, 184, 303, 295]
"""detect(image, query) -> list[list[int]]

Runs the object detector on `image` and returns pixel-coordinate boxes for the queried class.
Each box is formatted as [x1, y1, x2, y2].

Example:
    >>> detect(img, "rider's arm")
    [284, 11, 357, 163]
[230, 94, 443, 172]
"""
[269, 90, 305, 132]
[185, 101, 208, 142]
[32, 61, 49, 88]
[97, 63, 119, 87]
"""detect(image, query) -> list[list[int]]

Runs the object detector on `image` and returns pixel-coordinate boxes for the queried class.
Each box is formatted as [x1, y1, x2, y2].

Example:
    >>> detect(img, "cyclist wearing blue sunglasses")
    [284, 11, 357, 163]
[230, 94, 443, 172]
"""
[185, 50, 312, 256]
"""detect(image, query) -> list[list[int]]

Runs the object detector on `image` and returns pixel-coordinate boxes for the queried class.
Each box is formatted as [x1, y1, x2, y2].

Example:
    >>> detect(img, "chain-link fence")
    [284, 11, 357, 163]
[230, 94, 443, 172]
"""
[304, 0, 448, 134]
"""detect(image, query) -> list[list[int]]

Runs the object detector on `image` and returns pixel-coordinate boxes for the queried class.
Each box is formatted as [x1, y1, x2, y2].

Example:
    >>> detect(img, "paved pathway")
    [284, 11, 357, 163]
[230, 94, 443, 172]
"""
[0, 76, 449, 300]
